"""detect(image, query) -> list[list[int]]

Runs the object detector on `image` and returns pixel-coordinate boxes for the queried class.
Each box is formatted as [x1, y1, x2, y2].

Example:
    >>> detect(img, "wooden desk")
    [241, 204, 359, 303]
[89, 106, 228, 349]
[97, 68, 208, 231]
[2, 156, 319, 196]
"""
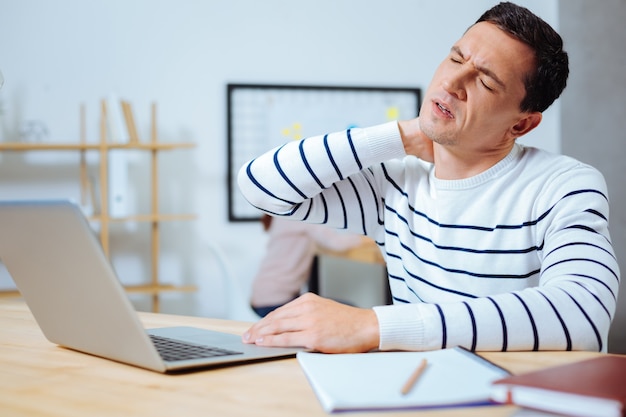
[0, 300, 606, 417]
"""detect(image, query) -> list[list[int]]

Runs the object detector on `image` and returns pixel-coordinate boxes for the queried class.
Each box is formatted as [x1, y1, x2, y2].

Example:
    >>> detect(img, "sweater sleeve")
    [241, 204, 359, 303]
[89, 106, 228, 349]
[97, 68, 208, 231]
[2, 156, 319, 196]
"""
[237, 121, 404, 234]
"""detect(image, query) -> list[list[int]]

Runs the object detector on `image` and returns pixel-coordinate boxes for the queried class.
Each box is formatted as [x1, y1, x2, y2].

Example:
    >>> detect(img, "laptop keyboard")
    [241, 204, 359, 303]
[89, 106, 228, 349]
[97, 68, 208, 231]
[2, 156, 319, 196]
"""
[149, 334, 243, 362]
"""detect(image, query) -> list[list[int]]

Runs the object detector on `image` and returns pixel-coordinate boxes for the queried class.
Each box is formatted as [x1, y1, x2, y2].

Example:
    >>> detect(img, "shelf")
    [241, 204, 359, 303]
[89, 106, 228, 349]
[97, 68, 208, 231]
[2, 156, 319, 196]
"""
[0, 142, 195, 151]
[90, 213, 197, 223]
[120, 284, 197, 295]
[0, 284, 197, 299]
[0, 101, 196, 313]
[0, 290, 20, 299]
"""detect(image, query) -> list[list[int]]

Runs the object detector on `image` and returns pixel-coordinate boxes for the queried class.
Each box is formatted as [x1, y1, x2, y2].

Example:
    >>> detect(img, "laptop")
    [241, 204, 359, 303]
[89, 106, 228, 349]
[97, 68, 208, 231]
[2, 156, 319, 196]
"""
[0, 199, 304, 373]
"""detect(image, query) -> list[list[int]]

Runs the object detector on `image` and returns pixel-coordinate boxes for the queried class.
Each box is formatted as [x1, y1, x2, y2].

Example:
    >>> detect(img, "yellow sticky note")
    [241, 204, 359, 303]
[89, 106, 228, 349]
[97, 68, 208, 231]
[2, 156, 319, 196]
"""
[386, 106, 399, 120]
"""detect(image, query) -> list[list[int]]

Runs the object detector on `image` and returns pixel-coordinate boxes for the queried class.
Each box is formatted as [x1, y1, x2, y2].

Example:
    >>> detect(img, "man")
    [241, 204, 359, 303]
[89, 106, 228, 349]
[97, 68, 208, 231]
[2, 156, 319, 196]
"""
[237, 2, 619, 353]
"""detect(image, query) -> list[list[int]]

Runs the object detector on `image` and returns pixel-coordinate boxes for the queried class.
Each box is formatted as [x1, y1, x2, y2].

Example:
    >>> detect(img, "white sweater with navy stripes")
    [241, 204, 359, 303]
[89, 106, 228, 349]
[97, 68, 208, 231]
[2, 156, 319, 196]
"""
[238, 121, 619, 352]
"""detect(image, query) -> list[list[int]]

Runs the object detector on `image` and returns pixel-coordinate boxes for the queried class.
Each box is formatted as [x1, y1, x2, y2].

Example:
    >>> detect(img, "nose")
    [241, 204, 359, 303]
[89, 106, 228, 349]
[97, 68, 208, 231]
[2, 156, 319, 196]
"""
[441, 68, 468, 101]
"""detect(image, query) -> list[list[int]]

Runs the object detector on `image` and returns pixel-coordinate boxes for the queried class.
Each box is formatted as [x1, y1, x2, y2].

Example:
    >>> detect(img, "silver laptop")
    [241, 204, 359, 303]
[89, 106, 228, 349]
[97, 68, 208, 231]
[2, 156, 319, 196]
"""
[0, 199, 303, 373]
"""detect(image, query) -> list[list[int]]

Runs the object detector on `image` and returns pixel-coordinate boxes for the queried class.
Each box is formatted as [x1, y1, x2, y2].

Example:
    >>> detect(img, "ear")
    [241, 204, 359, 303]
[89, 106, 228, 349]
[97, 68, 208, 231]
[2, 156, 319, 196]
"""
[511, 112, 542, 139]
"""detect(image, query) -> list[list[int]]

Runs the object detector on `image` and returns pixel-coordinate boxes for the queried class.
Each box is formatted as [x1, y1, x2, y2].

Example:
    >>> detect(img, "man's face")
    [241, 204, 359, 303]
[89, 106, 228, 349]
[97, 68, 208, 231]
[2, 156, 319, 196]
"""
[419, 22, 536, 154]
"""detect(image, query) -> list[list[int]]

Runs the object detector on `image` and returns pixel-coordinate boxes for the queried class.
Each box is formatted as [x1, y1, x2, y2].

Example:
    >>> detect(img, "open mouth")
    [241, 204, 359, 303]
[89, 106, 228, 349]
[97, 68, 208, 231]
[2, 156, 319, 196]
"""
[436, 102, 454, 118]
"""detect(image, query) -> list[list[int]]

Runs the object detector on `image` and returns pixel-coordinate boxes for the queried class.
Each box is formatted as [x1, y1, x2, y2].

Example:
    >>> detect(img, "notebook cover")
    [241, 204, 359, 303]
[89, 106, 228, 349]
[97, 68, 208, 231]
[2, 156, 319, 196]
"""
[492, 355, 626, 416]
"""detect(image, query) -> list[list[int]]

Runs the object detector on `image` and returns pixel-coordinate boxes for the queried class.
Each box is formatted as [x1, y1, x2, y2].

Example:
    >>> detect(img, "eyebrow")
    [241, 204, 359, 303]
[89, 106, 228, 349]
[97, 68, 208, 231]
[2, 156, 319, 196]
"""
[451, 45, 506, 89]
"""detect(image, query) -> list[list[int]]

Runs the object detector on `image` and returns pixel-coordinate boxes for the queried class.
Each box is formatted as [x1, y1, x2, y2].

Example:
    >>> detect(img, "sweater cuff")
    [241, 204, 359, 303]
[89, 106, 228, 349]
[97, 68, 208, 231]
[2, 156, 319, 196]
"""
[361, 121, 406, 163]
[373, 303, 426, 351]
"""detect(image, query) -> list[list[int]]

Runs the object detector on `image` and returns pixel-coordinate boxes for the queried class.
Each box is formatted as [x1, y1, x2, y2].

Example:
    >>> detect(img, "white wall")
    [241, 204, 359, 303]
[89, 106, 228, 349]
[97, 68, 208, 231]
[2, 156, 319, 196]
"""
[0, 0, 560, 319]
[559, 0, 626, 353]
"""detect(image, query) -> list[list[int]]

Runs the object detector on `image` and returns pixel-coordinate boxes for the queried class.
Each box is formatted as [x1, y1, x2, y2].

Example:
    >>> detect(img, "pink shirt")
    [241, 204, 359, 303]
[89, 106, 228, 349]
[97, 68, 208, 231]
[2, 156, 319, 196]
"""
[250, 218, 362, 307]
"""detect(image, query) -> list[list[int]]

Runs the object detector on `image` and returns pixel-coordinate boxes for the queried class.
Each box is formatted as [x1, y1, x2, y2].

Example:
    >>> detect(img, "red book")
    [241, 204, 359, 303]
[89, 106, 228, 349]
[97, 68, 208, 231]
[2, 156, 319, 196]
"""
[491, 355, 626, 417]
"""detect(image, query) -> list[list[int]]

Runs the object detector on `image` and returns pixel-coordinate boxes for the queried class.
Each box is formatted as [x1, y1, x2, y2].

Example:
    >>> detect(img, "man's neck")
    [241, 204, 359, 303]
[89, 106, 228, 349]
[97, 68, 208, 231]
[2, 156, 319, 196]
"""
[432, 143, 515, 180]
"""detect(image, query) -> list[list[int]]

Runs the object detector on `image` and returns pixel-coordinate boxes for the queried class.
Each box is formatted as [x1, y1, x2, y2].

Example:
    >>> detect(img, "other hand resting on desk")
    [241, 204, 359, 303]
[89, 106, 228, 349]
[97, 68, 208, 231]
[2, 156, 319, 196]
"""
[242, 292, 380, 353]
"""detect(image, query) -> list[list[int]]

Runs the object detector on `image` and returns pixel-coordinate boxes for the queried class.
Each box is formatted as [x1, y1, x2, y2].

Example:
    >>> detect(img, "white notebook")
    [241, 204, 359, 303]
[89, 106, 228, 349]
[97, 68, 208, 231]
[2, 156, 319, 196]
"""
[297, 347, 509, 413]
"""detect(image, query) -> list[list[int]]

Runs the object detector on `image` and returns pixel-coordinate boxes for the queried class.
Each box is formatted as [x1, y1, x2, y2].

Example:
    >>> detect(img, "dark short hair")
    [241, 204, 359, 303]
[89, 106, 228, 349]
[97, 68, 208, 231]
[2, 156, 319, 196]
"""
[476, 2, 569, 113]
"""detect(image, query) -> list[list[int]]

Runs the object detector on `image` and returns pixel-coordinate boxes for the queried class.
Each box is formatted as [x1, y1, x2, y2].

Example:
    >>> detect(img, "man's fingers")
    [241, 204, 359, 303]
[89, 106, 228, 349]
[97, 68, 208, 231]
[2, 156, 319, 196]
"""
[243, 312, 308, 344]
[253, 331, 310, 349]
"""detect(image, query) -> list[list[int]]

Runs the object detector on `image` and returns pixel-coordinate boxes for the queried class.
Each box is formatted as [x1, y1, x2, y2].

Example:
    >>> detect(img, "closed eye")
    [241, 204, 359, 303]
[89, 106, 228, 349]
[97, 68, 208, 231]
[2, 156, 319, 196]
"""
[450, 45, 506, 92]
[480, 79, 494, 91]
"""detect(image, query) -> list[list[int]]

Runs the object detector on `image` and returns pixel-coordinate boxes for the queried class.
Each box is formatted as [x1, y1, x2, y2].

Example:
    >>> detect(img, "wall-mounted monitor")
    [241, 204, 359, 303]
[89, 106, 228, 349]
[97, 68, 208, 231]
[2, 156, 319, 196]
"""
[227, 83, 421, 222]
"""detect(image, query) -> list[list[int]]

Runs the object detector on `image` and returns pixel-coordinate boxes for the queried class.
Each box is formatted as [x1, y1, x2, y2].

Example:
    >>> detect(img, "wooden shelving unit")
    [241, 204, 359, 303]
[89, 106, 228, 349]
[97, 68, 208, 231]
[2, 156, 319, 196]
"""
[0, 101, 196, 312]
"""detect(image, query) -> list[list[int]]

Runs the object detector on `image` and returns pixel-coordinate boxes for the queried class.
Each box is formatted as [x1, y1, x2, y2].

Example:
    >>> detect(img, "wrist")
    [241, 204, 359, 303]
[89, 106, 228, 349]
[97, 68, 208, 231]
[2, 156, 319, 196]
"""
[361, 308, 381, 352]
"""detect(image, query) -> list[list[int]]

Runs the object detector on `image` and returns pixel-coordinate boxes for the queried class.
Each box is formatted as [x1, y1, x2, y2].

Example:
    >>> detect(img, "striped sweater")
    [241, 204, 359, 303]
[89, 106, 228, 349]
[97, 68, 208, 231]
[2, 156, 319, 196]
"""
[238, 121, 619, 352]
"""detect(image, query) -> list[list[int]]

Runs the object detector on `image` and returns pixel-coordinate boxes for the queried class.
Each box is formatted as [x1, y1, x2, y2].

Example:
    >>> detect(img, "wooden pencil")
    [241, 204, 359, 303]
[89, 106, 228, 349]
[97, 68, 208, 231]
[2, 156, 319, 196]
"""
[400, 358, 429, 395]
